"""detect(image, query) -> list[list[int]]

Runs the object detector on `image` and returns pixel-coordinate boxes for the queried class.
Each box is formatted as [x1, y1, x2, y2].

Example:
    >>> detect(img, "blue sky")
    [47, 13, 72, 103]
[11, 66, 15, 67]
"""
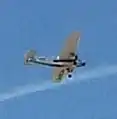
[0, 0, 117, 118]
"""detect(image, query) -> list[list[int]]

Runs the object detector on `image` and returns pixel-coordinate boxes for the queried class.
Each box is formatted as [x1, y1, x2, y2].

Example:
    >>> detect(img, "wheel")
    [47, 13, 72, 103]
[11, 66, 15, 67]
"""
[68, 74, 72, 78]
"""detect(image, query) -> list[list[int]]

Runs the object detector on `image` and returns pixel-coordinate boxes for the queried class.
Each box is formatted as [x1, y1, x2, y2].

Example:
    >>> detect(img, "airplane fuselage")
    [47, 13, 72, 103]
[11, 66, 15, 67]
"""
[27, 56, 86, 68]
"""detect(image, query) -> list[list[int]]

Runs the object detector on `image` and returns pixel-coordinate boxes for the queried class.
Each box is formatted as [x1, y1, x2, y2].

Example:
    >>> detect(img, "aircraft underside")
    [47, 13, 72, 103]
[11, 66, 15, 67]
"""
[24, 32, 86, 82]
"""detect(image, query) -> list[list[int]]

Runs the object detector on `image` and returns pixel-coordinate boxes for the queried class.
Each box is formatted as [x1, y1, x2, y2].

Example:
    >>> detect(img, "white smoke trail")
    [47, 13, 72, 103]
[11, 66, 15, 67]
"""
[0, 80, 62, 102]
[0, 65, 117, 102]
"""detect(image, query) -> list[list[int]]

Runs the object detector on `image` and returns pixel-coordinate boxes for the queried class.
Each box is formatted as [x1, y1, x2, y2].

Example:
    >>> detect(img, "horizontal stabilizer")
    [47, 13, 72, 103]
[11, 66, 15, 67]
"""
[24, 49, 37, 65]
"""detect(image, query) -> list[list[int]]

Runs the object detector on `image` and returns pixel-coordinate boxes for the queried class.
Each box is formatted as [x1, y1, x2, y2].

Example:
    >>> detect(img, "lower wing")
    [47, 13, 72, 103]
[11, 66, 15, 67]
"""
[52, 66, 75, 82]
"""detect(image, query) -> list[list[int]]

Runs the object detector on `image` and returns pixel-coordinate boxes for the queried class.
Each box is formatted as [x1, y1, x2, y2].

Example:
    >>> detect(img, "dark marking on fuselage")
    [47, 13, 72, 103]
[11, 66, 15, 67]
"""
[53, 59, 75, 62]
[32, 60, 64, 67]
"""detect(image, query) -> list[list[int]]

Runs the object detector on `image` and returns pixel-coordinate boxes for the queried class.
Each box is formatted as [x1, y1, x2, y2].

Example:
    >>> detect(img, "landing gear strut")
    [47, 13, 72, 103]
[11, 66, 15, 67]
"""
[66, 68, 73, 78]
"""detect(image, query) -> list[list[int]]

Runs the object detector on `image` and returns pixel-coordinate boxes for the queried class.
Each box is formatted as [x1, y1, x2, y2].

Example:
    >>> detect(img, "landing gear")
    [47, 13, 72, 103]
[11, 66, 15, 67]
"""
[68, 74, 72, 78]
[66, 68, 73, 78]
[66, 68, 73, 72]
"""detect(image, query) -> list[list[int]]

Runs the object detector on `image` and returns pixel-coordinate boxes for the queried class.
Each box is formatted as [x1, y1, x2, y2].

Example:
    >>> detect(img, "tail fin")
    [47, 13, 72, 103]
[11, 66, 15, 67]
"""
[24, 49, 37, 65]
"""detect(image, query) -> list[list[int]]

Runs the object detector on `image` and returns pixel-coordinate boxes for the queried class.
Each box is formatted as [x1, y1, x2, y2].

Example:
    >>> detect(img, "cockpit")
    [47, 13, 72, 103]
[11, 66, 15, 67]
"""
[56, 56, 60, 60]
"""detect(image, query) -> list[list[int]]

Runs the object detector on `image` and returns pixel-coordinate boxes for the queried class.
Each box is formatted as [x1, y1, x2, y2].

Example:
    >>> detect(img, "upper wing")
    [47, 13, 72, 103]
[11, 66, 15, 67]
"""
[52, 32, 80, 81]
[59, 32, 80, 59]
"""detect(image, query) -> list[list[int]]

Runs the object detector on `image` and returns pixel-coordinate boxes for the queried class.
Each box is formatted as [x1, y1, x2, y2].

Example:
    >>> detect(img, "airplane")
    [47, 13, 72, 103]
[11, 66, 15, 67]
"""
[24, 32, 86, 82]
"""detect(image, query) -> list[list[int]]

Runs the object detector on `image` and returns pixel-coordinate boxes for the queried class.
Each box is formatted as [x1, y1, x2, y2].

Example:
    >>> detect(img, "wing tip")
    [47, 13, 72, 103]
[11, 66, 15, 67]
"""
[72, 31, 80, 35]
[71, 31, 80, 41]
